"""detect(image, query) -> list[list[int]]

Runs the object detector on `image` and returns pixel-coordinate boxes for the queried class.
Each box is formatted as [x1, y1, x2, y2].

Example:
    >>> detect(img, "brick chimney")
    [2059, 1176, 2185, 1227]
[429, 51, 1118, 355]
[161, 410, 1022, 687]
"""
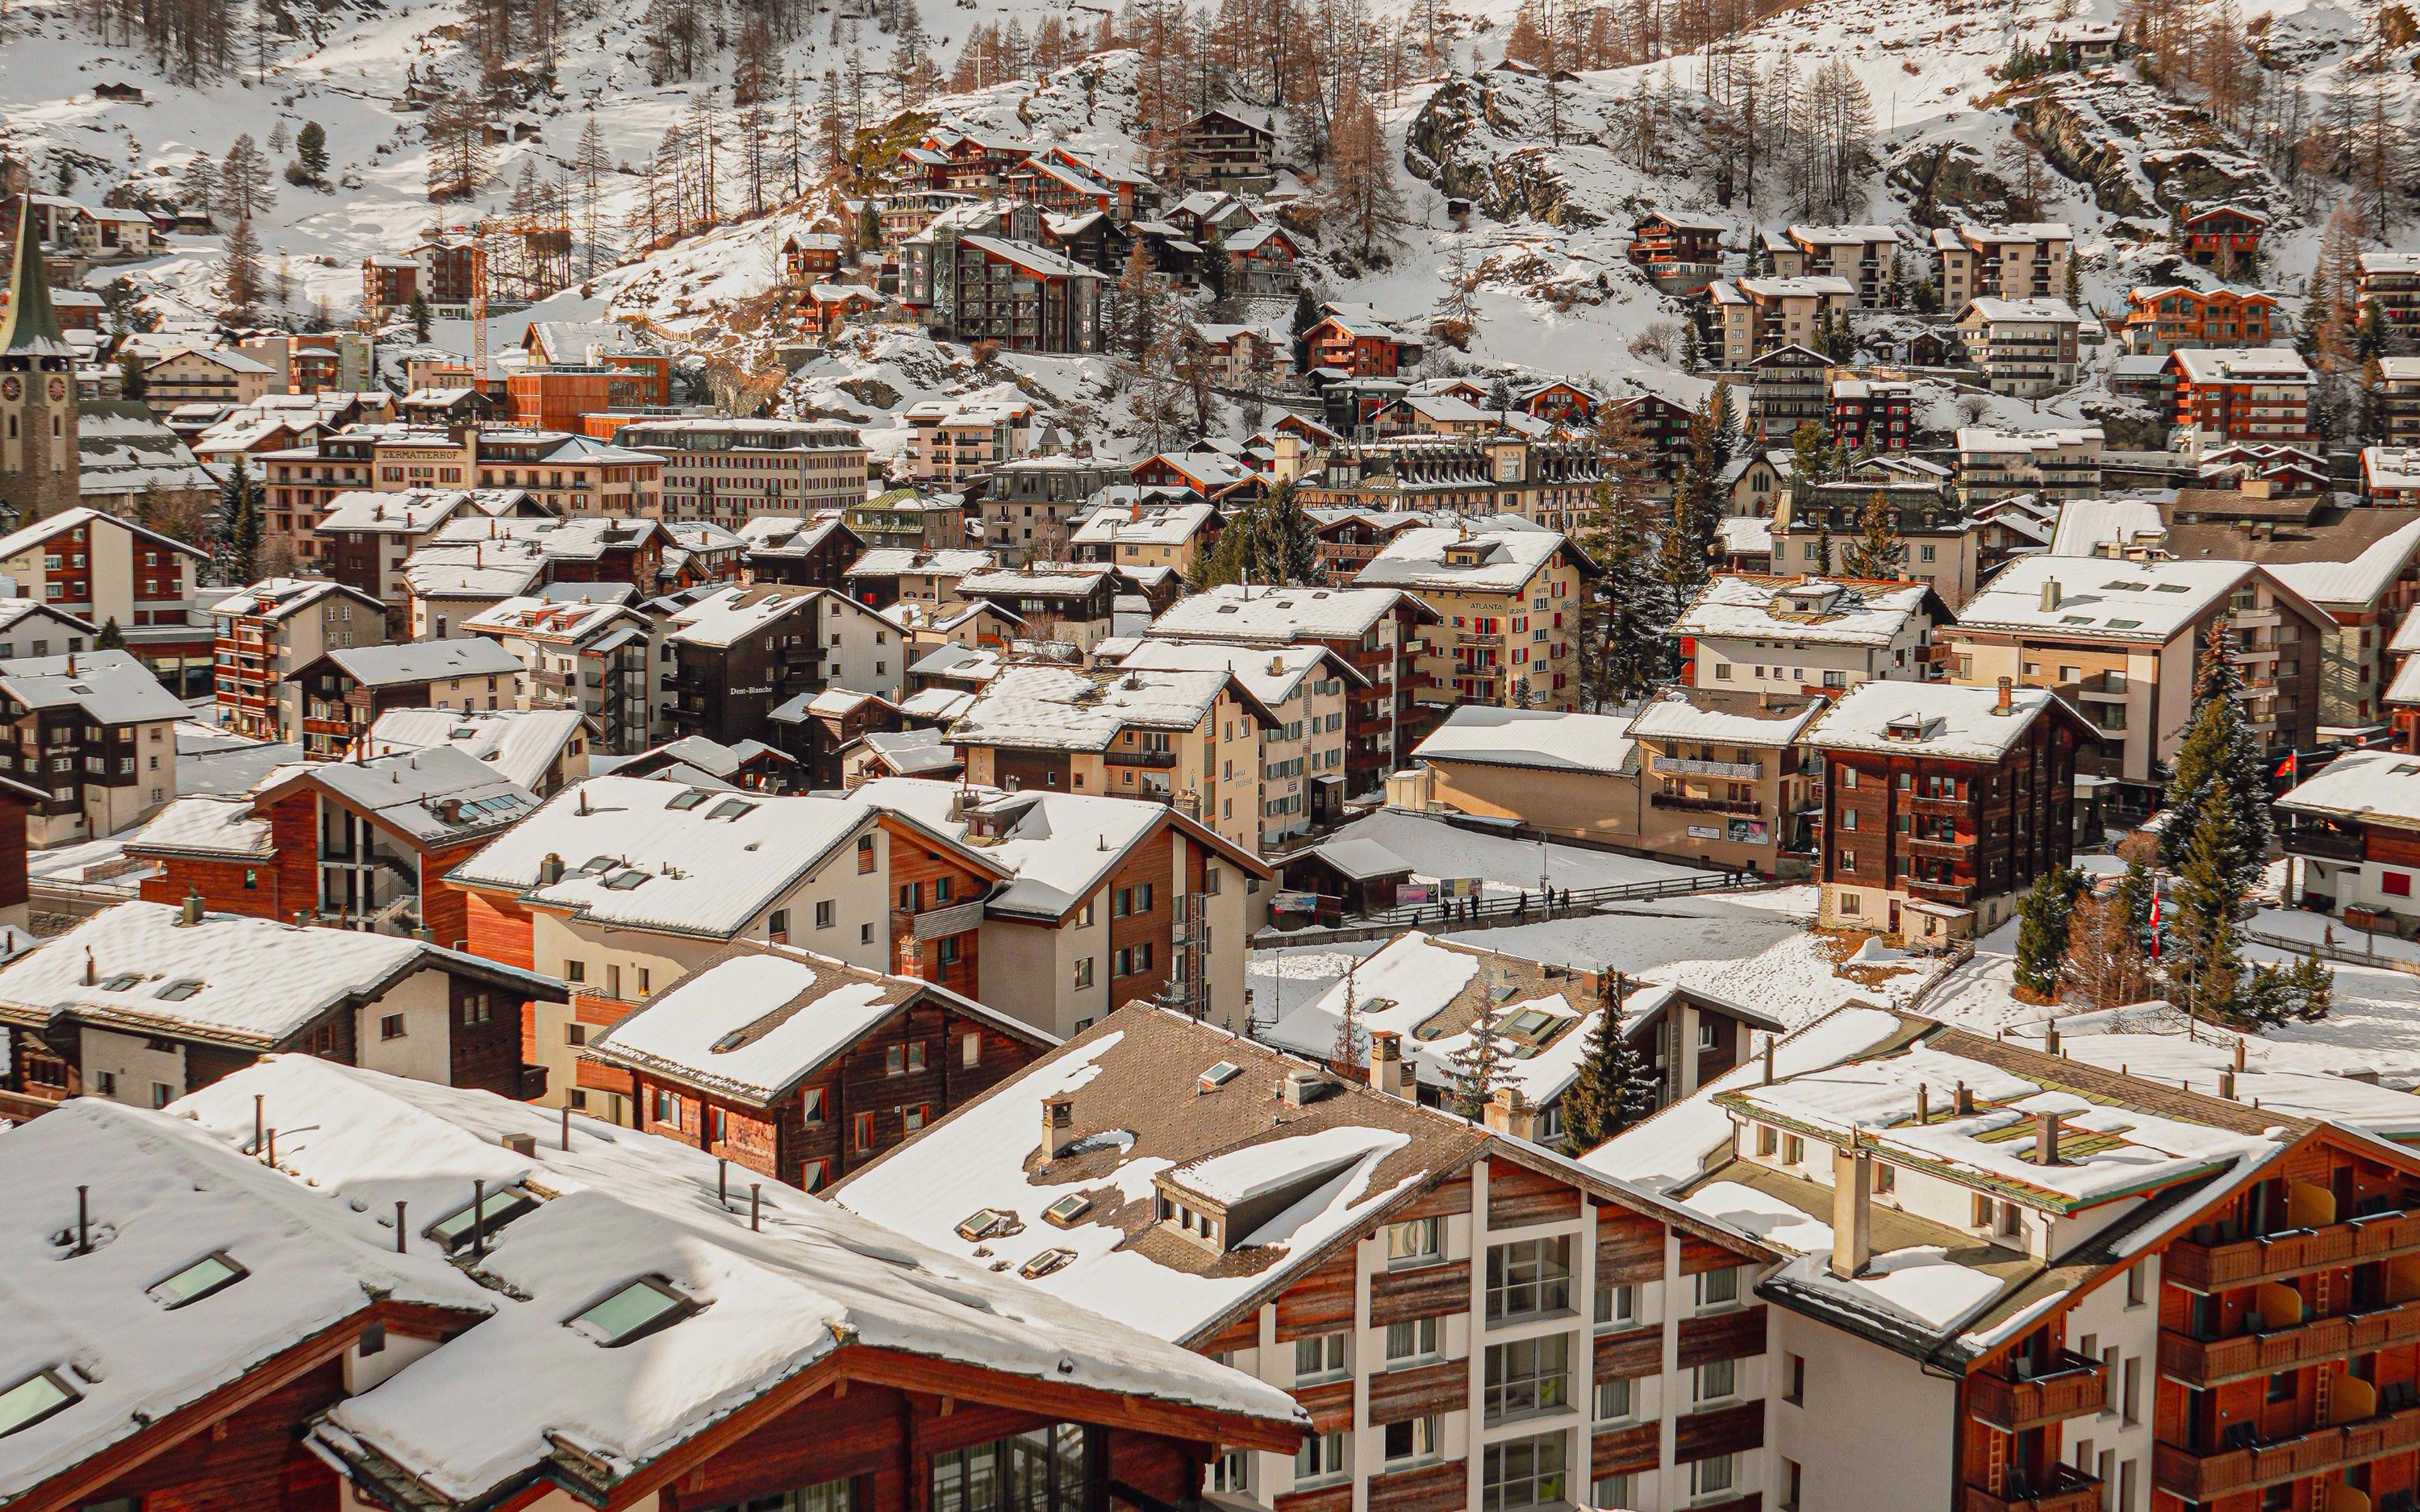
[1995, 676, 2014, 715]
[2034, 1110, 2063, 1166]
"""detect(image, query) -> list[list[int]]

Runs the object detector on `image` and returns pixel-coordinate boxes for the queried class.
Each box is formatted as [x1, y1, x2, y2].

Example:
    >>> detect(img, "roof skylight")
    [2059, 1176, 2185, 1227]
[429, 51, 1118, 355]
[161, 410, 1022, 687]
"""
[1198, 1060, 1243, 1093]
[147, 1252, 248, 1310]
[0, 1371, 77, 1439]
[425, 1185, 541, 1253]
[566, 1276, 699, 1347]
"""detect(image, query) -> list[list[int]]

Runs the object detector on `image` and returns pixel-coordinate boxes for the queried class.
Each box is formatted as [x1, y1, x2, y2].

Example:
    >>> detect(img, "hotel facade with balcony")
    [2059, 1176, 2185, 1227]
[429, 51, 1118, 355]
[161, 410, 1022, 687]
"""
[1607, 1006, 2420, 1512]
[1941, 556, 2330, 810]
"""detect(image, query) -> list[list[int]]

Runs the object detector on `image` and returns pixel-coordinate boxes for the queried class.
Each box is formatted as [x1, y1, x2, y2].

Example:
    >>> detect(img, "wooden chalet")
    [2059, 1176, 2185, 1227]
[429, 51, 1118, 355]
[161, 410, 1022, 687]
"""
[2180, 202, 2269, 276]
[0, 898, 562, 1118]
[836, 1002, 1779, 1512]
[1812, 678, 2089, 945]
[1627, 210, 1728, 293]
[580, 938, 1054, 1191]
[29, 1054, 1308, 1512]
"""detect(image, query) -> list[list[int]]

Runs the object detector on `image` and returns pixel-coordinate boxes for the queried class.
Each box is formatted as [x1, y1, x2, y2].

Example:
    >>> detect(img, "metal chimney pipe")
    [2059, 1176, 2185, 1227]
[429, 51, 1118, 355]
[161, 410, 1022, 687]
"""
[471, 1178, 486, 1259]
[395, 1201, 408, 1254]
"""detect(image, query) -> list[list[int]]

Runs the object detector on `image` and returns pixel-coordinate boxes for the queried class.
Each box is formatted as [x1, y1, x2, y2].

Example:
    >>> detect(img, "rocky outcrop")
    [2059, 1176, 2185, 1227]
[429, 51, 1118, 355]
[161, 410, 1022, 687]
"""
[1404, 75, 1604, 228]
[2009, 91, 2158, 219]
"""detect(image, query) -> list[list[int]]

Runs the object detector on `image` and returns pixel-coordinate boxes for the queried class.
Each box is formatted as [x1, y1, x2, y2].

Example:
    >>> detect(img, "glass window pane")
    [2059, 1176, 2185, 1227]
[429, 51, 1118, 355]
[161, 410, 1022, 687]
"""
[0, 1372, 74, 1438]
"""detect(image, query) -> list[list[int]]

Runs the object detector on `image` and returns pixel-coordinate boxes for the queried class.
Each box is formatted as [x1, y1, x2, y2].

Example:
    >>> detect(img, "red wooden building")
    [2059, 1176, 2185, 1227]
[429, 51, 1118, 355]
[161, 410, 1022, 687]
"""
[580, 938, 1054, 1191]
[2, 1053, 1305, 1512]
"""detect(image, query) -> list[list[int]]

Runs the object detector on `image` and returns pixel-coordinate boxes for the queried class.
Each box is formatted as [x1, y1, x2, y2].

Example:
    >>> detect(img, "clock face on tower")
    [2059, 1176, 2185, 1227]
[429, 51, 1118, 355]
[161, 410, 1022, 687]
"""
[47, 377, 66, 402]
[0, 377, 19, 402]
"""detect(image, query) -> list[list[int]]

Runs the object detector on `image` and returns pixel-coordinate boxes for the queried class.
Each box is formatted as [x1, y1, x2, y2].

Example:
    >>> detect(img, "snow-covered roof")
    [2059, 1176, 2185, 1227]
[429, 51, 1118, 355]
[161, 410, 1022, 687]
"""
[1809, 681, 2077, 761]
[849, 777, 1267, 920]
[2171, 347, 2312, 384]
[124, 794, 274, 860]
[2276, 749, 2420, 829]
[1297, 836, 1412, 881]
[844, 547, 995, 578]
[587, 941, 1045, 1106]
[0, 505, 208, 564]
[2264, 518, 2420, 608]
[666, 585, 824, 648]
[1676, 575, 1936, 648]
[1264, 931, 1652, 1110]
[164, 1057, 1300, 1510]
[361, 707, 588, 793]
[1413, 706, 1638, 777]
[949, 664, 1245, 752]
[736, 513, 856, 556]
[315, 489, 536, 534]
[1955, 426, 2103, 456]
[254, 747, 540, 844]
[321, 636, 526, 689]
[1113, 639, 1361, 706]
[449, 776, 904, 937]
[0, 1093, 492, 1506]
[1953, 555, 2256, 641]
[1960, 297, 2082, 324]
[0, 901, 561, 1048]
[1627, 689, 1826, 748]
[0, 648, 187, 724]
[1149, 583, 1429, 641]
[1070, 499, 1218, 547]
[1354, 523, 1568, 593]
[1736, 276, 1858, 301]
[1583, 1004, 1910, 1194]
[211, 577, 384, 622]
[828, 1008, 1476, 1341]
[460, 594, 637, 643]
[2366, 448, 2420, 492]
[837, 1002, 1762, 1345]
[852, 726, 962, 775]
[1713, 1025, 2289, 1217]
[2047, 498, 2169, 558]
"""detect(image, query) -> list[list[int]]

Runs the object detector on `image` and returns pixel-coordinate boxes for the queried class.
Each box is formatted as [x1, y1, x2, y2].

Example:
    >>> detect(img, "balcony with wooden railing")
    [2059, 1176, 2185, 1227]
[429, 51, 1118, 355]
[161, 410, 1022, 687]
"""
[2160, 1297, 2420, 1385]
[2155, 1402, 2420, 1500]
[2163, 1210, 2420, 1292]
[1967, 1351, 2109, 1431]
[1963, 1464, 2102, 1512]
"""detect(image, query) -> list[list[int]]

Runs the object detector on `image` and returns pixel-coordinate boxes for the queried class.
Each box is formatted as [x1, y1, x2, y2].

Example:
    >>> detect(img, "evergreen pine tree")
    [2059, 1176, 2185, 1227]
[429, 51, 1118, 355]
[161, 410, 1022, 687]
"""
[223, 217, 263, 322]
[2014, 866, 2085, 998]
[1448, 995, 1510, 1122]
[217, 456, 262, 585]
[408, 291, 432, 342]
[2169, 773, 2250, 1026]
[2159, 619, 2274, 887]
[1575, 481, 1675, 706]
[296, 122, 329, 182]
[94, 619, 125, 650]
[1558, 975, 1659, 1148]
